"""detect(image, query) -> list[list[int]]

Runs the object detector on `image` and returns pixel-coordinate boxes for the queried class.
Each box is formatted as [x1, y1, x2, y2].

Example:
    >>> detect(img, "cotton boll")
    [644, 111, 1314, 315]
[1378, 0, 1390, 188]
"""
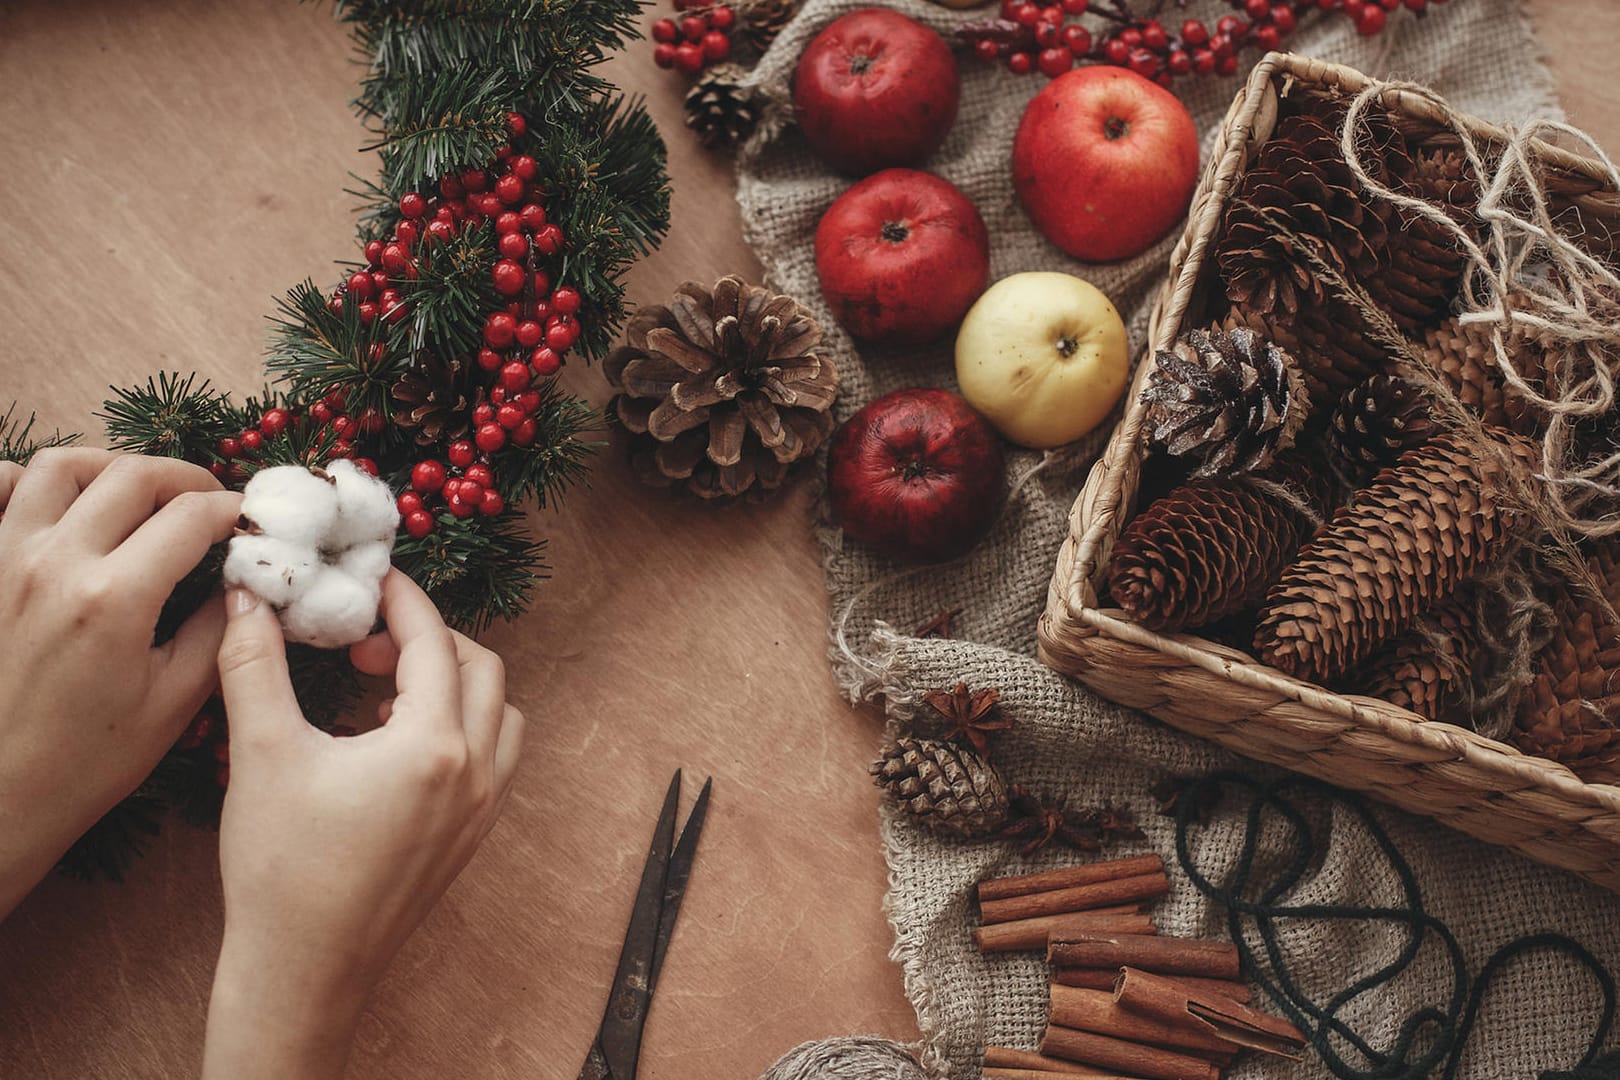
[336, 540, 392, 586]
[239, 466, 340, 549]
[326, 460, 400, 549]
[223, 535, 322, 608]
[278, 566, 382, 649]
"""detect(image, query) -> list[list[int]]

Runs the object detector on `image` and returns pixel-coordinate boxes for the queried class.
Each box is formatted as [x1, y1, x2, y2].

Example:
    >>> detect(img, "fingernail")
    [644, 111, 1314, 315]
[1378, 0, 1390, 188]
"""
[228, 588, 260, 617]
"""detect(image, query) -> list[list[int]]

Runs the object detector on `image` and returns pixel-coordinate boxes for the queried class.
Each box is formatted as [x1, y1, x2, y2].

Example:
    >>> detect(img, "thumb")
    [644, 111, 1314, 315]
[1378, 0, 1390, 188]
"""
[217, 588, 305, 748]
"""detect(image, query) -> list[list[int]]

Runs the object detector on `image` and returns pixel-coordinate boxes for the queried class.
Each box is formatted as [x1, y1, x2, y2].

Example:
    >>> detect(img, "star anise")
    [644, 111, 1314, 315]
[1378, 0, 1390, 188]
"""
[920, 683, 1012, 756]
[997, 788, 1145, 857]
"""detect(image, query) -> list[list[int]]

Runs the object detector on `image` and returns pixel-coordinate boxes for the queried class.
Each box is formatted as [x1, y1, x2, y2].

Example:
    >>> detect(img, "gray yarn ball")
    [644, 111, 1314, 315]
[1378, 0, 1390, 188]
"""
[759, 1037, 926, 1080]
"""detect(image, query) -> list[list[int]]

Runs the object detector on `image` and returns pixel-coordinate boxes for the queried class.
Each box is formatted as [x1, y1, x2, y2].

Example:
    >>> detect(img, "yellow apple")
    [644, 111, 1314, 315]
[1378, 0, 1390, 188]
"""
[954, 271, 1129, 449]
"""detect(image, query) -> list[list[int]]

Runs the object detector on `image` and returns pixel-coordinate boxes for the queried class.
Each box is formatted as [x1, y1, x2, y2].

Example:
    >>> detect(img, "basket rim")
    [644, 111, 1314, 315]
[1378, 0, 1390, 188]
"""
[1043, 52, 1620, 817]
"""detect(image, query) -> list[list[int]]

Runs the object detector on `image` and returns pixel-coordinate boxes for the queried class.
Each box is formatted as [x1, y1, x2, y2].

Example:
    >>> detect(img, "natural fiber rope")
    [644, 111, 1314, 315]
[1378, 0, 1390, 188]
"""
[757, 1037, 928, 1080]
[1173, 772, 1619, 1079]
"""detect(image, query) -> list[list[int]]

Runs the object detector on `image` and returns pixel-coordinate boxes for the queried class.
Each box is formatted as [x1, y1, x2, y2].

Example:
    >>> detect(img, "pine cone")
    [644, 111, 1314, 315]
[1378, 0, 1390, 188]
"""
[605, 275, 838, 499]
[1328, 374, 1437, 477]
[1106, 462, 1331, 634]
[735, 0, 796, 54]
[871, 736, 1009, 839]
[390, 354, 470, 445]
[1354, 595, 1481, 721]
[684, 63, 758, 151]
[1141, 327, 1308, 478]
[1254, 430, 1539, 683]
[1218, 302, 1387, 405]
[1409, 314, 1549, 433]
[1512, 547, 1620, 783]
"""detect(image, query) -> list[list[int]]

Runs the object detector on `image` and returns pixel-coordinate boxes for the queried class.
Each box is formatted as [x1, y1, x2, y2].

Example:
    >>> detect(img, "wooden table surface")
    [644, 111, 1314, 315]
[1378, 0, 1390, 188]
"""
[0, 2, 1613, 1077]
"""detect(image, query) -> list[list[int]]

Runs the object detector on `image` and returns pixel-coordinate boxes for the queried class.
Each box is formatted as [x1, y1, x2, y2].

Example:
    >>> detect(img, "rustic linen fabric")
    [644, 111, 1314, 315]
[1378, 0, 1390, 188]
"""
[733, 2, 1620, 1076]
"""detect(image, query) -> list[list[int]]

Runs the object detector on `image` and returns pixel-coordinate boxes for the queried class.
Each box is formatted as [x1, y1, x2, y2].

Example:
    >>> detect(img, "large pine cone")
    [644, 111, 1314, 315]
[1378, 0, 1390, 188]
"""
[870, 736, 1009, 840]
[1354, 595, 1481, 721]
[1106, 463, 1331, 634]
[1409, 313, 1549, 434]
[1512, 547, 1620, 783]
[1328, 374, 1437, 478]
[1218, 302, 1387, 406]
[390, 353, 470, 446]
[1254, 430, 1539, 683]
[684, 63, 758, 151]
[1142, 327, 1308, 478]
[605, 275, 838, 499]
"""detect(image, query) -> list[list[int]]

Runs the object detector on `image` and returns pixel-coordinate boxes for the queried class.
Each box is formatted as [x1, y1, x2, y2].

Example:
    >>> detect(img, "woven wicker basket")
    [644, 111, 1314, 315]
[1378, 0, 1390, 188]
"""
[1036, 53, 1620, 892]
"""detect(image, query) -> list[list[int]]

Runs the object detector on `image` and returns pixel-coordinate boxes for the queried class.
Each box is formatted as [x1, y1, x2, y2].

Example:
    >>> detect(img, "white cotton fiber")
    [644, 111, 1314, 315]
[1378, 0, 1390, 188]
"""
[224, 461, 400, 648]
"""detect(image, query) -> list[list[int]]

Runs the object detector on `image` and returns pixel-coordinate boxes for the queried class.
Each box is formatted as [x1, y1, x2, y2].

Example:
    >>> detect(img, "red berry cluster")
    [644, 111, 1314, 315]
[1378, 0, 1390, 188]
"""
[961, 0, 1448, 84]
[213, 399, 383, 483]
[400, 443, 507, 538]
[651, 4, 735, 75]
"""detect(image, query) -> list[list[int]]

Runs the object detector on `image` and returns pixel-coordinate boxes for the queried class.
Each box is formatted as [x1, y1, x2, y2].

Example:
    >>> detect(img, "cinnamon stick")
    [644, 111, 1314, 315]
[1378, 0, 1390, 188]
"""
[980, 872, 1170, 925]
[975, 912, 1156, 953]
[983, 1046, 1128, 1075]
[1047, 933, 1241, 981]
[1048, 985, 1236, 1062]
[1115, 967, 1306, 1059]
[1053, 967, 1252, 1003]
[1040, 1025, 1221, 1080]
[979, 854, 1167, 902]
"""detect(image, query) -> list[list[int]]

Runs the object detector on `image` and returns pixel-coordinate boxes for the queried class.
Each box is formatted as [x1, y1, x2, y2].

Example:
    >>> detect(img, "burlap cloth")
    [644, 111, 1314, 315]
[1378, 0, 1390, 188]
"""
[734, 2, 1620, 1076]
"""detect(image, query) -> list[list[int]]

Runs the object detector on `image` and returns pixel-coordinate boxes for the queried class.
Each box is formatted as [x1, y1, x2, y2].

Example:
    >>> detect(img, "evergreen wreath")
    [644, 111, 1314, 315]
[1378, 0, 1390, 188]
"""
[1, 0, 671, 880]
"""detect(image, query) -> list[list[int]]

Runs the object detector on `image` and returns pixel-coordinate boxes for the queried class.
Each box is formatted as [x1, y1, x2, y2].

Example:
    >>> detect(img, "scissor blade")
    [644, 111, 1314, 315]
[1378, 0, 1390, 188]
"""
[594, 770, 681, 1080]
[647, 777, 711, 995]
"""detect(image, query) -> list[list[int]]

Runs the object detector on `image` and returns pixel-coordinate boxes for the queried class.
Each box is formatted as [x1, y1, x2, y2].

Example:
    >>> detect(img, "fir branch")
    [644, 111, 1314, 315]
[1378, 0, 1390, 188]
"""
[391, 509, 547, 632]
[266, 279, 406, 421]
[0, 403, 79, 464]
[98, 373, 236, 462]
[492, 377, 599, 507]
[404, 223, 500, 360]
[288, 643, 365, 729]
[56, 788, 167, 882]
[363, 68, 515, 196]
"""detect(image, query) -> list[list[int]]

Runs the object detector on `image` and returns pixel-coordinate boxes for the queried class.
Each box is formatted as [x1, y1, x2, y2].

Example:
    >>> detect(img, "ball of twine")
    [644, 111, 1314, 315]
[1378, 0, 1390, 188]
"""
[759, 1037, 927, 1080]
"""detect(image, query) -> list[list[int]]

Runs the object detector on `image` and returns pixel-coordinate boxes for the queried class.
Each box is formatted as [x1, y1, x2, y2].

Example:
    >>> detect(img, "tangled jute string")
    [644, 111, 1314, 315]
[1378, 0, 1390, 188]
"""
[756, 1036, 927, 1080]
[1173, 772, 1620, 1079]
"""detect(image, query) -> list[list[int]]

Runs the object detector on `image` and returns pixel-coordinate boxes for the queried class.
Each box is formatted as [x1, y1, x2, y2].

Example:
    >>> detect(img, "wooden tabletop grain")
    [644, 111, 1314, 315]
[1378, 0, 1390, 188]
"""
[0, 2, 1613, 1077]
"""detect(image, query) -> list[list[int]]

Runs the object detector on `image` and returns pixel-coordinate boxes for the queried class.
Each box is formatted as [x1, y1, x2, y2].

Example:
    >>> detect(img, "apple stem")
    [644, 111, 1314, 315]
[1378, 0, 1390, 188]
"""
[901, 457, 929, 480]
[881, 220, 911, 243]
[1104, 116, 1129, 140]
[849, 52, 875, 75]
[1056, 335, 1078, 359]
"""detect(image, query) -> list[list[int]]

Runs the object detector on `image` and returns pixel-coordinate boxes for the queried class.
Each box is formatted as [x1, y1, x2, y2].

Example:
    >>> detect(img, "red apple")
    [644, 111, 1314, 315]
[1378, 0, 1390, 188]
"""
[827, 388, 1005, 563]
[815, 168, 989, 346]
[1013, 66, 1199, 263]
[793, 8, 960, 176]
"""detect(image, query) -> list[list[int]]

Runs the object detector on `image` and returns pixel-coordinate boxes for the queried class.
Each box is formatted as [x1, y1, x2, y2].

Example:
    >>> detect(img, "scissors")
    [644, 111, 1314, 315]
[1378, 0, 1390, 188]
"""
[577, 769, 712, 1080]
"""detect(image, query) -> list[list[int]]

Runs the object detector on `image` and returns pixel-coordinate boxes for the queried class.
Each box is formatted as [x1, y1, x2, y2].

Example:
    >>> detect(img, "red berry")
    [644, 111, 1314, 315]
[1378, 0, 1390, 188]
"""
[1033, 20, 1060, 48]
[492, 259, 526, 296]
[357, 301, 378, 324]
[378, 288, 401, 309]
[511, 155, 538, 181]
[475, 423, 507, 453]
[1380, 0, 1400, 9]
[709, 5, 735, 29]
[447, 494, 476, 519]
[473, 402, 496, 426]
[218, 437, 240, 459]
[490, 385, 508, 405]
[545, 315, 579, 352]
[397, 491, 424, 515]
[461, 168, 489, 193]
[499, 360, 532, 392]
[1007, 50, 1034, 74]
[507, 111, 528, 138]
[352, 457, 380, 477]
[512, 418, 538, 447]
[404, 509, 434, 538]
[517, 390, 541, 414]
[477, 192, 504, 216]
[380, 243, 409, 274]
[1210, 32, 1235, 57]
[1011, 4, 1039, 27]
[464, 464, 496, 488]
[1216, 14, 1248, 38]
[1128, 47, 1159, 76]
[652, 17, 679, 42]
[1193, 47, 1216, 73]
[399, 192, 428, 219]
[1119, 27, 1141, 46]
[1271, 6, 1296, 30]
[478, 489, 506, 517]
[411, 459, 447, 493]
[371, 271, 390, 292]
[497, 402, 526, 430]
[1141, 21, 1168, 49]
[498, 231, 530, 260]
[1254, 23, 1281, 48]
[550, 286, 582, 316]
[1181, 18, 1209, 44]
[1244, 0, 1270, 18]
[239, 430, 263, 453]
[425, 219, 453, 245]
[439, 174, 465, 200]
[1062, 24, 1092, 54]
[515, 319, 544, 349]
[673, 42, 704, 75]
[701, 30, 730, 62]
[259, 408, 290, 437]
[531, 347, 562, 376]
[1404, 0, 1427, 8]
[533, 223, 564, 255]
[363, 239, 385, 265]
[495, 173, 525, 205]
[394, 220, 419, 247]
[520, 203, 548, 230]
[1355, 5, 1386, 31]
[1168, 48, 1193, 74]
[1216, 52, 1239, 74]
[1060, 0, 1087, 13]
[357, 407, 384, 435]
[483, 311, 517, 348]
[331, 416, 357, 441]
[1104, 37, 1130, 64]
[1037, 46, 1072, 77]
[974, 39, 1000, 62]
[448, 440, 476, 468]
[385, 297, 409, 324]
[680, 15, 707, 41]
[311, 402, 334, 425]
[496, 211, 523, 235]
[1038, 6, 1063, 24]
[465, 350, 496, 377]
[347, 272, 375, 300]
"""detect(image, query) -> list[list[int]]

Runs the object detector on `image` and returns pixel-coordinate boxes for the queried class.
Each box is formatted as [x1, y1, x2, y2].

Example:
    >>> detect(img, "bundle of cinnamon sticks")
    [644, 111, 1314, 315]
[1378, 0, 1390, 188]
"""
[976, 853, 1306, 1080]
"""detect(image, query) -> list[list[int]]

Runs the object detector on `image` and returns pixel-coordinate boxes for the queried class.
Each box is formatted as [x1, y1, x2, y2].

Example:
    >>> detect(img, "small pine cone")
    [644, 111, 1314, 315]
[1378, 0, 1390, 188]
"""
[1219, 302, 1387, 405]
[1328, 374, 1437, 477]
[734, 0, 796, 54]
[1409, 314, 1549, 433]
[390, 354, 471, 446]
[1254, 430, 1539, 683]
[1141, 327, 1308, 478]
[1512, 547, 1620, 783]
[870, 736, 1009, 840]
[1354, 595, 1481, 721]
[1106, 463, 1331, 634]
[684, 63, 758, 151]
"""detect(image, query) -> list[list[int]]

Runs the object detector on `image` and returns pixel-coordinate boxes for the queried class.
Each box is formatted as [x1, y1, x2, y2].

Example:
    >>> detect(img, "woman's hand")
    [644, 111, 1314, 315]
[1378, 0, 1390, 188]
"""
[204, 570, 525, 1080]
[0, 449, 240, 915]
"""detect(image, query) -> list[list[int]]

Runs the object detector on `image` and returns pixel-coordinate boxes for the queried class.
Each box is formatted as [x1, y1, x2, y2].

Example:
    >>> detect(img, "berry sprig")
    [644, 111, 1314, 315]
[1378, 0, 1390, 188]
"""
[652, 4, 736, 75]
[959, 0, 1452, 84]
